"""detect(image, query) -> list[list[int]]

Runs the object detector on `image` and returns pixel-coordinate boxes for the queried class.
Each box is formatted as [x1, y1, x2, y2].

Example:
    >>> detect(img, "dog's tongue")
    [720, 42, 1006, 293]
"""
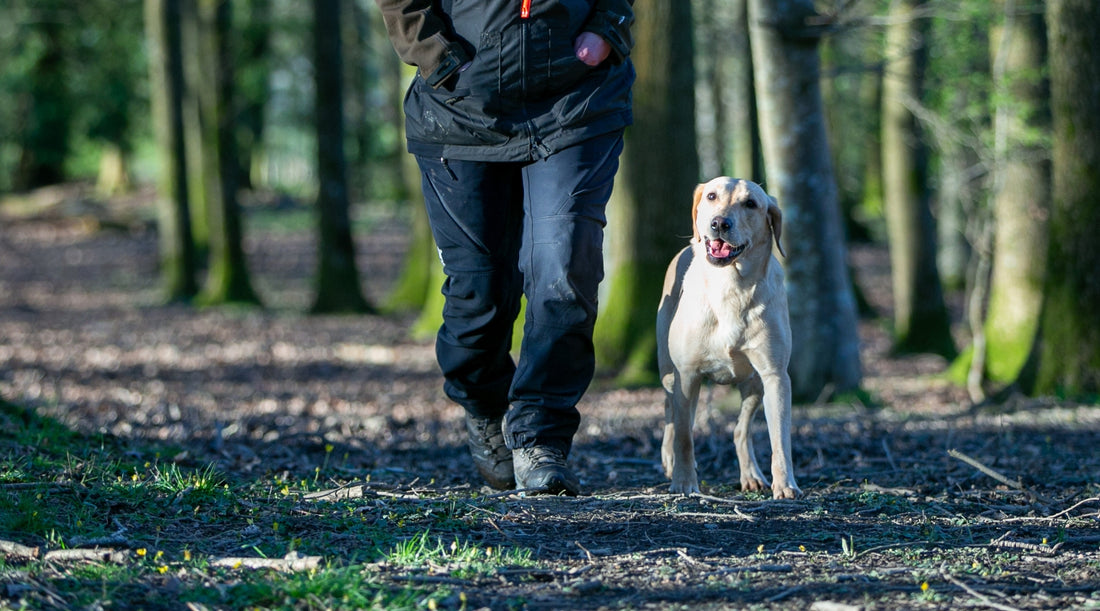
[709, 240, 733, 258]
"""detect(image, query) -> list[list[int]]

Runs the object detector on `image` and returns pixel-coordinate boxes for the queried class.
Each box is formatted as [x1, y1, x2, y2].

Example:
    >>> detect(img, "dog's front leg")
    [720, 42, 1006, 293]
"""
[662, 372, 701, 494]
[762, 371, 801, 499]
[735, 374, 770, 492]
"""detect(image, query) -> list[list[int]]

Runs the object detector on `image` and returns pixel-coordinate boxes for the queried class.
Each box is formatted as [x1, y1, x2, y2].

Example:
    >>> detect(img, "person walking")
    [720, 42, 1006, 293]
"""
[376, 0, 635, 495]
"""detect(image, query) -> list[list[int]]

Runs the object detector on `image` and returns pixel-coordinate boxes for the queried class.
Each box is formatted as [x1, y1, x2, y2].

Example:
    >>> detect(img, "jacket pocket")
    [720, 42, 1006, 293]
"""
[406, 83, 509, 146]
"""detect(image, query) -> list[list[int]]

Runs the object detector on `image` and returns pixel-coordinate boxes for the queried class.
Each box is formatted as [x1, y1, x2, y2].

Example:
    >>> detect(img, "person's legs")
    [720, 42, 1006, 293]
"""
[506, 132, 625, 493]
[417, 156, 524, 488]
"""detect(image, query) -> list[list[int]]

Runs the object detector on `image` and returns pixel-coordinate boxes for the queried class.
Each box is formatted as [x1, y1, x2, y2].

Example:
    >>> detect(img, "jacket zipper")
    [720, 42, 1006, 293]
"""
[520, 0, 530, 18]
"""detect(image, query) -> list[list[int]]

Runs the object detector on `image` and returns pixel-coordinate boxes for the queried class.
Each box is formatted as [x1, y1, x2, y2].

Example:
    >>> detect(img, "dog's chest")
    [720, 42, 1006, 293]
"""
[693, 300, 759, 384]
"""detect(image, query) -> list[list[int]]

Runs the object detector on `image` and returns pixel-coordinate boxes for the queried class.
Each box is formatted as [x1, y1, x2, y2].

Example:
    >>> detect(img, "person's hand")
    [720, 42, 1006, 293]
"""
[574, 32, 611, 66]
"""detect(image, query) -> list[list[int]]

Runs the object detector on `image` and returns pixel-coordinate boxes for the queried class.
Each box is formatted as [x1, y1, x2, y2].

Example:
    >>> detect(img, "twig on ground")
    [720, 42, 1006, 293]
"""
[484, 518, 518, 543]
[210, 551, 322, 572]
[389, 574, 470, 585]
[941, 571, 1024, 611]
[948, 449, 1023, 491]
[675, 548, 712, 568]
[690, 492, 769, 513]
[0, 539, 40, 561]
[574, 540, 595, 562]
[44, 548, 130, 564]
[948, 449, 1049, 504]
[303, 483, 368, 501]
[988, 537, 1062, 555]
[1038, 496, 1099, 521]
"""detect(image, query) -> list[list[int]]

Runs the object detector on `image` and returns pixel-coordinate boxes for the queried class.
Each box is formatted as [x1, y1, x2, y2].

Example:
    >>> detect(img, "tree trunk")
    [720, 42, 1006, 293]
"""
[235, 0, 270, 191]
[722, 0, 761, 182]
[180, 0, 210, 256]
[981, 0, 1049, 387]
[196, 0, 261, 306]
[13, 2, 70, 191]
[389, 63, 442, 322]
[145, 0, 199, 301]
[880, 0, 955, 358]
[748, 0, 862, 401]
[594, 0, 697, 386]
[311, 0, 372, 314]
[1034, 0, 1100, 396]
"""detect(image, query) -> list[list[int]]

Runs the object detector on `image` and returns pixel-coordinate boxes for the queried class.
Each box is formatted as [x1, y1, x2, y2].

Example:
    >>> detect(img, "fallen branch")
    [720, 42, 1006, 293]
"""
[947, 449, 1023, 491]
[210, 551, 322, 572]
[0, 539, 40, 561]
[44, 548, 130, 564]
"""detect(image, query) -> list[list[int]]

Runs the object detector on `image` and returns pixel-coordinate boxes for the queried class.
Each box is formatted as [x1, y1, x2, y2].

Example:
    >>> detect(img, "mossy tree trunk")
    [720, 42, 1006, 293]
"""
[979, 0, 1050, 388]
[594, 0, 697, 386]
[1033, 0, 1100, 396]
[748, 0, 862, 401]
[195, 0, 261, 306]
[180, 0, 210, 257]
[146, 0, 199, 302]
[880, 0, 955, 358]
[311, 0, 372, 314]
[388, 62, 442, 325]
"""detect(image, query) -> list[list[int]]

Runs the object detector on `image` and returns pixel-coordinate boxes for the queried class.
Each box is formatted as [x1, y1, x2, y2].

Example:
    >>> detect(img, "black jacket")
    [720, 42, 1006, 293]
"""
[377, 0, 635, 161]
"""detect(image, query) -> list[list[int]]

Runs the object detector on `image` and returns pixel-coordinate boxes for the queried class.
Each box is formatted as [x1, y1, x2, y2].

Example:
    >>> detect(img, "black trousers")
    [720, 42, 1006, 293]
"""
[416, 132, 624, 452]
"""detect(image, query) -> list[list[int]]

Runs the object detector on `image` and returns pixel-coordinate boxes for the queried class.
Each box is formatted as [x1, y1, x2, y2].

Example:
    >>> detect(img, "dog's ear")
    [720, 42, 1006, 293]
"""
[767, 196, 786, 258]
[691, 183, 705, 242]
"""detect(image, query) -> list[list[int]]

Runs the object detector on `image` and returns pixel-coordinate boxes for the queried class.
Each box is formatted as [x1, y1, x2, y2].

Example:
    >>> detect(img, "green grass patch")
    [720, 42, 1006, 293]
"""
[0, 399, 499, 610]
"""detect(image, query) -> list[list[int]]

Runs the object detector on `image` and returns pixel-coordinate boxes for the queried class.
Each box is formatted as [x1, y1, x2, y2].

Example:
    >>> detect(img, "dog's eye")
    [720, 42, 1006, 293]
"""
[706, 192, 717, 201]
[744, 198, 758, 209]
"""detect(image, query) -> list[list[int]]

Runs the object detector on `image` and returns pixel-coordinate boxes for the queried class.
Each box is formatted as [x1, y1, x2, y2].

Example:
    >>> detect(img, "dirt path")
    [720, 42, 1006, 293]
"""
[2, 194, 1098, 609]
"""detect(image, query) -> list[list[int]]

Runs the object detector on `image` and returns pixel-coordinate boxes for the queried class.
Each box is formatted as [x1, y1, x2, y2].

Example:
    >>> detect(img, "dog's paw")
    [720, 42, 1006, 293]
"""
[740, 476, 769, 493]
[669, 479, 700, 495]
[772, 483, 802, 500]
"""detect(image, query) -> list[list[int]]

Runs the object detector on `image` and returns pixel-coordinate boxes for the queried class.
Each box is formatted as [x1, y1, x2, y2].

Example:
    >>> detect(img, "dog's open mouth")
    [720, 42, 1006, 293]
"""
[706, 239, 746, 264]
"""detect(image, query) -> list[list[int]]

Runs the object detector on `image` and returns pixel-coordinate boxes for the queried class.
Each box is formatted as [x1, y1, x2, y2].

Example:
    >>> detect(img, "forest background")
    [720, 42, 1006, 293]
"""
[2, 0, 1097, 400]
[1, 1, 1099, 609]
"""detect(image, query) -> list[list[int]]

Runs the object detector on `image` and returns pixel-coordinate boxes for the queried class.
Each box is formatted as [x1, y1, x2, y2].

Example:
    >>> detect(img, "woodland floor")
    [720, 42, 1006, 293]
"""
[1, 185, 1098, 610]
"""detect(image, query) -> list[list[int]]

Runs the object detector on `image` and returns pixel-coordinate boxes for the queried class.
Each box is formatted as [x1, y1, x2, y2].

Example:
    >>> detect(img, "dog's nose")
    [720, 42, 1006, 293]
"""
[710, 217, 731, 233]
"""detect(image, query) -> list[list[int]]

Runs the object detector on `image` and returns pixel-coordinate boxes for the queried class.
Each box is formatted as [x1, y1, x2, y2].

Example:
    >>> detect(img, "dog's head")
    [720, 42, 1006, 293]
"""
[691, 177, 785, 266]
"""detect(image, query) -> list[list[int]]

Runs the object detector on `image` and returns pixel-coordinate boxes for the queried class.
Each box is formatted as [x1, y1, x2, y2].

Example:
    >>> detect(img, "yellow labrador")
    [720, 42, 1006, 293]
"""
[656, 177, 801, 499]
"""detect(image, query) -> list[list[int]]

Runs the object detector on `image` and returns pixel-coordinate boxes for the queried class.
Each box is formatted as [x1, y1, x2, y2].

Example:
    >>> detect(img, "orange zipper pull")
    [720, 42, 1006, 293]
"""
[521, 0, 530, 18]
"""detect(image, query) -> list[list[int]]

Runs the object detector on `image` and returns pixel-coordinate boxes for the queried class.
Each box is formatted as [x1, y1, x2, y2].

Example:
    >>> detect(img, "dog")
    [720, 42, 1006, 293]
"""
[656, 177, 801, 499]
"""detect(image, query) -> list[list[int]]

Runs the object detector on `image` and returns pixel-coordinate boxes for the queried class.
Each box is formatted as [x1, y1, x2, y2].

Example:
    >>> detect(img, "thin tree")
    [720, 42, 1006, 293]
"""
[1033, 0, 1100, 395]
[880, 0, 954, 357]
[146, 0, 199, 301]
[235, 0, 270, 190]
[975, 0, 1049, 392]
[180, 0, 210, 255]
[311, 0, 372, 314]
[594, 0, 698, 386]
[195, 0, 261, 305]
[747, 0, 862, 401]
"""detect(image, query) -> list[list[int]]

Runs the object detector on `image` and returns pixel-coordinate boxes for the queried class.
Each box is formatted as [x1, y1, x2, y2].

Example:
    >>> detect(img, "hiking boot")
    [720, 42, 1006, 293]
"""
[465, 414, 514, 490]
[513, 445, 580, 496]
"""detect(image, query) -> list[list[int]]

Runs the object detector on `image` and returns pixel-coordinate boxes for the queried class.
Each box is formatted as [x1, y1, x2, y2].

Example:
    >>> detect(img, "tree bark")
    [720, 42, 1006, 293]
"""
[1034, 0, 1100, 395]
[311, 0, 372, 314]
[880, 0, 954, 357]
[195, 0, 261, 306]
[145, 0, 199, 301]
[235, 0, 270, 191]
[747, 0, 862, 401]
[981, 0, 1049, 387]
[594, 0, 697, 386]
